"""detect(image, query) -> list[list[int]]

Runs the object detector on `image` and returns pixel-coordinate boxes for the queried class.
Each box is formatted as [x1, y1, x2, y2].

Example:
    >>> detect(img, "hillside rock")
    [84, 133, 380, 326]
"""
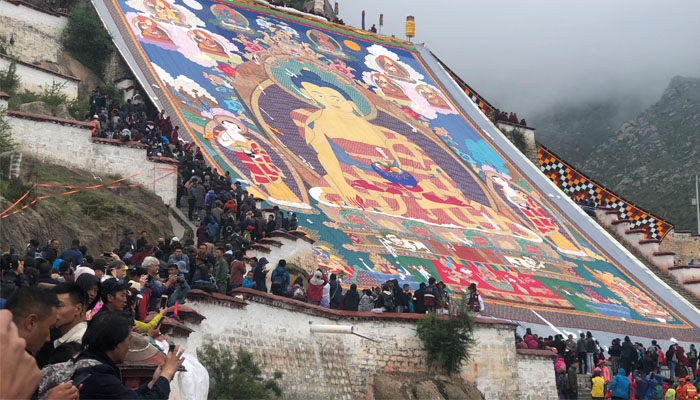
[531, 96, 646, 167]
[0, 157, 173, 254]
[582, 76, 700, 230]
[17, 101, 54, 116]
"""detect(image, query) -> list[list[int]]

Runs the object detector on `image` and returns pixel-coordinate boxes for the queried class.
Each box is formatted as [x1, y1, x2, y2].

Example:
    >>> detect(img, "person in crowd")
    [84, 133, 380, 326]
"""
[375, 285, 395, 312]
[289, 276, 306, 301]
[568, 360, 579, 399]
[621, 336, 635, 375]
[342, 283, 360, 311]
[167, 246, 189, 277]
[74, 311, 185, 399]
[329, 273, 342, 309]
[358, 289, 374, 311]
[609, 368, 631, 400]
[688, 344, 698, 378]
[591, 368, 605, 399]
[252, 257, 269, 293]
[586, 331, 596, 374]
[136, 231, 149, 252]
[467, 282, 484, 313]
[49, 282, 88, 365]
[165, 263, 190, 307]
[58, 239, 83, 269]
[242, 270, 254, 289]
[270, 259, 290, 296]
[578, 333, 588, 374]
[228, 252, 246, 293]
[108, 260, 127, 283]
[413, 282, 426, 314]
[0, 309, 45, 399]
[423, 277, 440, 313]
[119, 229, 136, 257]
[213, 248, 229, 294]
[5, 286, 59, 356]
[555, 361, 569, 400]
[307, 270, 327, 306]
[288, 213, 298, 230]
[142, 256, 175, 312]
[400, 284, 412, 313]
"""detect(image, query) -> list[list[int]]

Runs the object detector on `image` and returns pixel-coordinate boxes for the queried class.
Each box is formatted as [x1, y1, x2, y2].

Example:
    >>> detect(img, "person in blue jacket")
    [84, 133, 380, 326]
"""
[269, 259, 290, 296]
[609, 368, 631, 400]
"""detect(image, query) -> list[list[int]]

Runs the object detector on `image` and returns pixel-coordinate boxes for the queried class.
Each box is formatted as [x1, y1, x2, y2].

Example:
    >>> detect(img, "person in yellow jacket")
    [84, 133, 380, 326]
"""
[592, 369, 606, 399]
[666, 383, 677, 400]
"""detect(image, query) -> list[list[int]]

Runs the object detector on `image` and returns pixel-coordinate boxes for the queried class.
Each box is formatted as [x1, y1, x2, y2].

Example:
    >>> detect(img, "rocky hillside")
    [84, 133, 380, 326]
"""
[531, 96, 646, 168]
[581, 76, 700, 230]
[0, 157, 173, 254]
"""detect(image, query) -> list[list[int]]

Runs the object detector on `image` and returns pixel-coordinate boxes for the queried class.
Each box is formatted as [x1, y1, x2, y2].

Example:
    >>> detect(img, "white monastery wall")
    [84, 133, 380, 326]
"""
[0, 0, 67, 65]
[179, 291, 558, 400]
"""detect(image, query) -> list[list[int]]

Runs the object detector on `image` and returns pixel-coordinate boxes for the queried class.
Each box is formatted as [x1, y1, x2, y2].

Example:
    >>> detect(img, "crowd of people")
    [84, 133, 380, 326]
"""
[0, 233, 192, 399]
[516, 328, 700, 399]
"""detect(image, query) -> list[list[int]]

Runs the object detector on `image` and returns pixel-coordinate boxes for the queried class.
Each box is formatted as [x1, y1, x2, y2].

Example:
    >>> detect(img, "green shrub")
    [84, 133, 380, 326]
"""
[415, 297, 477, 375]
[0, 61, 21, 95]
[0, 107, 14, 153]
[61, 8, 113, 76]
[197, 345, 282, 400]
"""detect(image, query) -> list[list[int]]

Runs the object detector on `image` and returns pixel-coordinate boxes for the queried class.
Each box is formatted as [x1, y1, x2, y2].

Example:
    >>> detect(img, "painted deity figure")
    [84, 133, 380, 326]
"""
[416, 84, 451, 109]
[133, 16, 174, 44]
[190, 29, 227, 57]
[490, 173, 586, 257]
[372, 73, 410, 101]
[307, 30, 342, 55]
[212, 5, 250, 31]
[376, 55, 411, 81]
[289, 70, 509, 229]
[144, 0, 188, 26]
[204, 115, 300, 203]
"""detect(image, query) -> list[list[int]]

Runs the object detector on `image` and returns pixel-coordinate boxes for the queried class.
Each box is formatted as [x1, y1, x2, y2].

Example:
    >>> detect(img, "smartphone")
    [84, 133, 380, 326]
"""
[168, 343, 176, 353]
[102, 252, 112, 258]
[72, 373, 91, 387]
[160, 295, 168, 309]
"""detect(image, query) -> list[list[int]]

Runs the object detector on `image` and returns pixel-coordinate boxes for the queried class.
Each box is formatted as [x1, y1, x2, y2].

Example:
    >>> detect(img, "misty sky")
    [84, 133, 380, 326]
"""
[337, 0, 700, 117]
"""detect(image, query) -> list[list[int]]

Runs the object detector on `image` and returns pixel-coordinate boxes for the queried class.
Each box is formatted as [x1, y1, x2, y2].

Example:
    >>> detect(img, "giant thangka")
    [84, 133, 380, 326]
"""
[96, 0, 700, 339]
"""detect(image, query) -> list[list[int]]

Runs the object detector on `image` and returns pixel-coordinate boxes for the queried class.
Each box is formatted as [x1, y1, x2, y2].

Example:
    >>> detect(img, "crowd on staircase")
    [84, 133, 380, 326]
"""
[516, 328, 699, 399]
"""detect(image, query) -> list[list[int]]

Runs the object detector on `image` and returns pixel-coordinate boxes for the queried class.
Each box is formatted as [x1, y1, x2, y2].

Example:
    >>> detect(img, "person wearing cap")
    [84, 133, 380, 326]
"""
[119, 229, 136, 258]
[252, 257, 269, 293]
[467, 282, 484, 313]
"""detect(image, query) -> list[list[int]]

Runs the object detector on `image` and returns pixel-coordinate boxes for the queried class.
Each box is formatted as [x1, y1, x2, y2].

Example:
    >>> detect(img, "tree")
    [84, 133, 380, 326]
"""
[415, 297, 477, 375]
[0, 107, 14, 153]
[197, 345, 282, 400]
[0, 61, 21, 95]
[61, 8, 114, 76]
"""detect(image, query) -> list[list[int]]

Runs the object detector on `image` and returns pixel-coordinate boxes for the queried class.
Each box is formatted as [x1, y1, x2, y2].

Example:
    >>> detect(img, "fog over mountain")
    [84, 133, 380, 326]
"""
[337, 0, 700, 117]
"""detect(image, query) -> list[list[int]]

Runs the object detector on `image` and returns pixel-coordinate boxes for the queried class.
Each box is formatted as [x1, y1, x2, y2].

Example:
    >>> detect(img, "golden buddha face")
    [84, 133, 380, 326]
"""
[300, 82, 355, 113]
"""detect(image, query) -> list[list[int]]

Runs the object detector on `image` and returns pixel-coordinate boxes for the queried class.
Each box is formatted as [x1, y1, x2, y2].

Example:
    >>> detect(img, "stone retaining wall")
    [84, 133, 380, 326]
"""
[2, 97, 176, 204]
[178, 289, 558, 400]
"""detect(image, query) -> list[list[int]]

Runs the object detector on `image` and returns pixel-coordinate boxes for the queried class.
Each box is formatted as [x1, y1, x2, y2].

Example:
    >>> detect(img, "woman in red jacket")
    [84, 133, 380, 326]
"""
[307, 270, 327, 305]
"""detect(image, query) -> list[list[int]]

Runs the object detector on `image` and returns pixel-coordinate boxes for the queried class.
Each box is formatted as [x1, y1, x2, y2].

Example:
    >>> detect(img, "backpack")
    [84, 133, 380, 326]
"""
[270, 269, 285, 295]
[381, 292, 394, 311]
[37, 358, 102, 399]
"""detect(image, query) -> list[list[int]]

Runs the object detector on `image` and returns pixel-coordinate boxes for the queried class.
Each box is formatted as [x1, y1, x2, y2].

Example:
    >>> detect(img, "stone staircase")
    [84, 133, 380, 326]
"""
[576, 373, 593, 400]
[596, 217, 700, 311]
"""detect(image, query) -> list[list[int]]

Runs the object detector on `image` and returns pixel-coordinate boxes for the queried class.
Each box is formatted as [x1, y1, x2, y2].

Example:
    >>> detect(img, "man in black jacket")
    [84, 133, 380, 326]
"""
[342, 284, 360, 311]
[620, 336, 635, 375]
[412, 282, 426, 314]
[608, 338, 622, 373]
